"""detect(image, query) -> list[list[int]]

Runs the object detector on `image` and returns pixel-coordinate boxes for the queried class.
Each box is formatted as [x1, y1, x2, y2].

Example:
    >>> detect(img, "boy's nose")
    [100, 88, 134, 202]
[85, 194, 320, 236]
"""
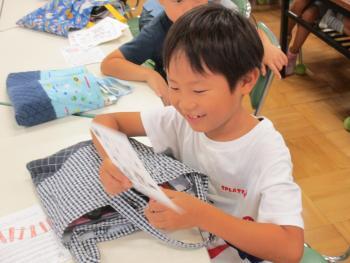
[179, 99, 197, 112]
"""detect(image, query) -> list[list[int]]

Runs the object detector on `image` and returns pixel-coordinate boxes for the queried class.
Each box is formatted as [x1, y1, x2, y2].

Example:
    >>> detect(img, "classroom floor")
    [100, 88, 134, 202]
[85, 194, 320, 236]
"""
[251, 8, 350, 257]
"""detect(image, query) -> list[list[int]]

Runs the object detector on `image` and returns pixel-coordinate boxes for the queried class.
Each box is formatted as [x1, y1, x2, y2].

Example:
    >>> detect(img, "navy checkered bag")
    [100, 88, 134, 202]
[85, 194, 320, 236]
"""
[27, 139, 213, 263]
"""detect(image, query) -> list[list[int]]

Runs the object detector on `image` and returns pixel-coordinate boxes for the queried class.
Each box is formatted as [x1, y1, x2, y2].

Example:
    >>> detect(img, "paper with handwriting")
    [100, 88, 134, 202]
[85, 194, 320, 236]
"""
[0, 205, 71, 263]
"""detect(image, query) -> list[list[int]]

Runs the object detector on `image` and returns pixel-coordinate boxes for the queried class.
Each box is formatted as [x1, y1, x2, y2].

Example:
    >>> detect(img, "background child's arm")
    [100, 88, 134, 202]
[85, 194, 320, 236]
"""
[258, 29, 288, 79]
[146, 189, 304, 263]
[101, 50, 169, 103]
[91, 112, 147, 195]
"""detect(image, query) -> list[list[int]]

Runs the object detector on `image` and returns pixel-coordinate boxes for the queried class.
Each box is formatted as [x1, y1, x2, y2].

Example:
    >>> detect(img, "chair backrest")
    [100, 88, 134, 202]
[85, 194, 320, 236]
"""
[249, 22, 280, 116]
[300, 244, 328, 263]
[230, 0, 251, 18]
[230, 0, 278, 116]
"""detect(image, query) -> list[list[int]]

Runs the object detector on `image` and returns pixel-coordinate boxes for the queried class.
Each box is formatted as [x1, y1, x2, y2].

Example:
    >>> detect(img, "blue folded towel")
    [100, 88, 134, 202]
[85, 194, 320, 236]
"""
[6, 67, 132, 127]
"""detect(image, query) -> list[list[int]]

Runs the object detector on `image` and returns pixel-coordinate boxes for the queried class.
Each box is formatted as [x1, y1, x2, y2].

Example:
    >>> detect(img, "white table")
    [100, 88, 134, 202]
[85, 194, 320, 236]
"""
[0, 105, 210, 263]
[0, 0, 44, 31]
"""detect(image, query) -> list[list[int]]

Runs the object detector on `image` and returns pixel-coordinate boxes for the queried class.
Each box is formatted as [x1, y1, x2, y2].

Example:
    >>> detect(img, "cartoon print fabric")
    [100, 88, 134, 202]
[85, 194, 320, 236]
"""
[16, 0, 124, 37]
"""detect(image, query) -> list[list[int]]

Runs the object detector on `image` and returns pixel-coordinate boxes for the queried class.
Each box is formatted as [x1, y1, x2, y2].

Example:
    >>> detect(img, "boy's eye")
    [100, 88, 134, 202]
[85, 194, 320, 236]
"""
[170, 86, 179, 91]
[193, 90, 208, 94]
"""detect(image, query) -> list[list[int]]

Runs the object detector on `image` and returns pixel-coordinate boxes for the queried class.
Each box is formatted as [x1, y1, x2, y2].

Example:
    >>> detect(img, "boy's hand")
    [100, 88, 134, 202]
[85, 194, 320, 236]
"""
[146, 72, 170, 105]
[145, 189, 205, 231]
[93, 114, 118, 130]
[261, 42, 288, 79]
[99, 157, 132, 196]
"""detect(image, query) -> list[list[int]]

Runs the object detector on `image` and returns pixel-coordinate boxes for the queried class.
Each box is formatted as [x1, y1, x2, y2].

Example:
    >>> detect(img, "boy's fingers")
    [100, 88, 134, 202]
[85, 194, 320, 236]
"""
[148, 199, 168, 212]
[122, 178, 132, 188]
[261, 64, 266, 76]
[104, 158, 129, 181]
[100, 170, 123, 195]
[272, 66, 282, 79]
[145, 210, 167, 228]
[160, 188, 177, 196]
[100, 160, 132, 194]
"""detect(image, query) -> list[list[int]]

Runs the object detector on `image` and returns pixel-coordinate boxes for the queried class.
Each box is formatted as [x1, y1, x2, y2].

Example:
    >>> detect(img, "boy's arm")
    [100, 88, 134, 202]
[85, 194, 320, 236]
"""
[91, 112, 147, 194]
[258, 29, 288, 79]
[199, 203, 304, 263]
[100, 50, 169, 103]
[146, 189, 304, 263]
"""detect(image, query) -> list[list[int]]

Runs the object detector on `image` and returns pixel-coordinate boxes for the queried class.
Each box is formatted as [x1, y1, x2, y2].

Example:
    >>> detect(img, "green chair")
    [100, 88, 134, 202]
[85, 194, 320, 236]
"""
[301, 243, 350, 263]
[231, 0, 252, 18]
[301, 244, 328, 263]
[249, 21, 279, 116]
[232, 0, 277, 116]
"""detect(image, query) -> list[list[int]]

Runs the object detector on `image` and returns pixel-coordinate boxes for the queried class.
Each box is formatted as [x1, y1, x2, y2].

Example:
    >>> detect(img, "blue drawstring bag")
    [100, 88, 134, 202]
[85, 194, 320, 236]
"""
[16, 0, 126, 37]
[6, 67, 132, 126]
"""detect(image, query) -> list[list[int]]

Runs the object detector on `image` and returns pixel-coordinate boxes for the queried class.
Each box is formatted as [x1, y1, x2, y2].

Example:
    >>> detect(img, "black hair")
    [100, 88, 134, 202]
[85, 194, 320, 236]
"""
[163, 4, 264, 91]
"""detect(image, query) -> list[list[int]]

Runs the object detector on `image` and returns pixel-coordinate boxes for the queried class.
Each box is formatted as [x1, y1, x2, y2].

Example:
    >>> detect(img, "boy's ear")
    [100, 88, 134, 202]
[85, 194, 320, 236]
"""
[238, 68, 260, 95]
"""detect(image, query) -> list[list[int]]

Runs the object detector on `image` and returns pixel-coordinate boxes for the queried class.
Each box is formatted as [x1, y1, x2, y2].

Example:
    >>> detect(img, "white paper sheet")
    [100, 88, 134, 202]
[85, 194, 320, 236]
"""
[61, 45, 105, 67]
[91, 123, 181, 212]
[68, 17, 128, 49]
[0, 205, 71, 263]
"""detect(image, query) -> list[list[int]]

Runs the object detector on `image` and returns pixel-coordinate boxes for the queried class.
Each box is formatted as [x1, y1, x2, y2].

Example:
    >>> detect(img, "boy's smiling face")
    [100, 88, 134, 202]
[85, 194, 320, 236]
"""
[167, 52, 257, 141]
[159, 0, 207, 22]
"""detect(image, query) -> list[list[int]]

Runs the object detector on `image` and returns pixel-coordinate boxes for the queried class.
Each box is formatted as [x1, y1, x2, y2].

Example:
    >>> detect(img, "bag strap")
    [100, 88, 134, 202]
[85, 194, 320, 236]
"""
[86, 3, 127, 28]
[109, 195, 213, 249]
[104, 4, 127, 23]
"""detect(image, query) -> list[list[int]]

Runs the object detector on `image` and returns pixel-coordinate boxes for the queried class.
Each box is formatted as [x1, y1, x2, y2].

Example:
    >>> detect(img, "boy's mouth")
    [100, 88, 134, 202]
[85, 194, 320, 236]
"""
[187, 114, 206, 120]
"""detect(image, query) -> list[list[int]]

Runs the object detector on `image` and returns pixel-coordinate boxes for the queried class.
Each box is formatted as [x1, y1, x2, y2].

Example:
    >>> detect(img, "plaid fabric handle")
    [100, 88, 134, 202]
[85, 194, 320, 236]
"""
[110, 193, 212, 249]
[67, 196, 213, 263]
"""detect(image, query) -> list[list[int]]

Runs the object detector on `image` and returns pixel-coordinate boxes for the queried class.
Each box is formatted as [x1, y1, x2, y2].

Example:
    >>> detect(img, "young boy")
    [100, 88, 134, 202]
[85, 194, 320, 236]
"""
[93, 5, 304, 262]
[100, 0, 287, 104]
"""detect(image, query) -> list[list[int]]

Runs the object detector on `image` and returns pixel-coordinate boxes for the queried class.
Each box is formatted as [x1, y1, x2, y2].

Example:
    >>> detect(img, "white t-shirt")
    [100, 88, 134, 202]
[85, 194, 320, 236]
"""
[141, 106, 303, 262]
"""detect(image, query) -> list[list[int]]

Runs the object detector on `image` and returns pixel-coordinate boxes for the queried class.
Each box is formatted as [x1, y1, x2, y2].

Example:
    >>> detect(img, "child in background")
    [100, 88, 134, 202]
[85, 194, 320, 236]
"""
[138, 0, 163, 30]
[286, 0, 326, 75]
[100, 0, 287, 104]
[139, 0, 238, 30]
[93, 4, 304, 262]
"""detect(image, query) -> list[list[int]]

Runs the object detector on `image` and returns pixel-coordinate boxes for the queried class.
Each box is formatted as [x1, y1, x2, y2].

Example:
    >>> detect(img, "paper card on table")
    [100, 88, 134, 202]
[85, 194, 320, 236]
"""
[68, 17, 128, 49]
[91, 123, 181, 212]
[61, 46, 105, 67]
[0, 205, 71, 263]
